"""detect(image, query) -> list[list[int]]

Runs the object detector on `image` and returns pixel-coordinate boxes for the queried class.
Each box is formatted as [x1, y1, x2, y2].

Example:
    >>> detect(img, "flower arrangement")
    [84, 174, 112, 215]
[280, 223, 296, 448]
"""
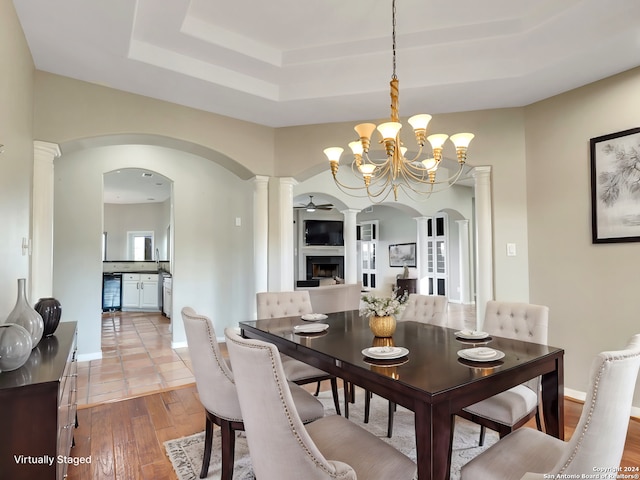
[360, 290, 408, 318]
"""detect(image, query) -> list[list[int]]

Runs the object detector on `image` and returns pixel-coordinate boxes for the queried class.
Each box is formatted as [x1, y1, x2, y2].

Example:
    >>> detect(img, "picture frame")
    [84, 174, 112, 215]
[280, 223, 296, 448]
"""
[388, 243, 416, 267]
[590, 127, 640, 243]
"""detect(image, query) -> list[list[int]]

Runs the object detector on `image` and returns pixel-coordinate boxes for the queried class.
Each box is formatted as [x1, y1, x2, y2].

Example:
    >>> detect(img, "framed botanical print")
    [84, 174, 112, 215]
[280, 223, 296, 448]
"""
[590, 127, 640, 243]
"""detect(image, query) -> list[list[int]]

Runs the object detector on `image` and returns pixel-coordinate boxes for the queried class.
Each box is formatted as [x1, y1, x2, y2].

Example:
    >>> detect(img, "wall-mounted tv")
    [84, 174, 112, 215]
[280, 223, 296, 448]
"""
[304, 220, 344, 246]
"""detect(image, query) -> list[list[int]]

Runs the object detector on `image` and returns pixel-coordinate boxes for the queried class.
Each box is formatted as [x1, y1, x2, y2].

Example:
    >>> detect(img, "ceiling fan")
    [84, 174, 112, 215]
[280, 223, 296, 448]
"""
[294, 195, 334, 212]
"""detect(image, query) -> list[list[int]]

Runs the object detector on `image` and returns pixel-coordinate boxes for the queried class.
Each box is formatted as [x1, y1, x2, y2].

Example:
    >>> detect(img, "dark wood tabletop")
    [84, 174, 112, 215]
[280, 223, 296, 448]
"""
[240, 310, 564, 480]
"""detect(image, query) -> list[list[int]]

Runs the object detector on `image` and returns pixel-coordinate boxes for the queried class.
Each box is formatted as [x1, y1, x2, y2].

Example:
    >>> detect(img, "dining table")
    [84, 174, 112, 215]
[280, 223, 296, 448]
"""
[239, 310, 564, 480]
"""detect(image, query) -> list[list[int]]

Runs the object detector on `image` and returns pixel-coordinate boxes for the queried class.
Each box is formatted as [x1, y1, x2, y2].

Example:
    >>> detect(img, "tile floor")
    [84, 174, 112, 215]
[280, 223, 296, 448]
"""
[76, 311, 194, 406]
[78, 303, 476, 407]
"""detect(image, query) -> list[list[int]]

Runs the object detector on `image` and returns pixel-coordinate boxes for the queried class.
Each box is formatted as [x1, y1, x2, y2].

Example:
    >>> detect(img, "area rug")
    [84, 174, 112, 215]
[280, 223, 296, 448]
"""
[165, 388, 498, 480]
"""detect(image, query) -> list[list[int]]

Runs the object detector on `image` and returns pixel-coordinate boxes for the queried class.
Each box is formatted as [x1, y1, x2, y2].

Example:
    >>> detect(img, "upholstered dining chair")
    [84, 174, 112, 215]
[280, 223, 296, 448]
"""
[457, 300, 549, 445]
[399, 293, 450, 326]
[461, 333, 640, 480]
[364, 293, 450, 437]
[224, 327, 417, 480]
[181, 307, 325, 479]
[302, 282, 363, 315]
[256, 291, 342, 414]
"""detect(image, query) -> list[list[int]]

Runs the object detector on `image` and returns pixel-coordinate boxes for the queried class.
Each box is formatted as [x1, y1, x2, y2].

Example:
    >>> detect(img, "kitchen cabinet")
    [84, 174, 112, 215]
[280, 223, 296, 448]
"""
[122, 273, 159, 310]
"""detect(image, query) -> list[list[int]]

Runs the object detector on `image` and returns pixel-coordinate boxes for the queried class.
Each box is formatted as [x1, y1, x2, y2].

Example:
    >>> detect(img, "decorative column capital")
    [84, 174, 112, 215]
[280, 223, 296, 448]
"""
[472, 165, 492, 184]
[33, 141, 61, 162]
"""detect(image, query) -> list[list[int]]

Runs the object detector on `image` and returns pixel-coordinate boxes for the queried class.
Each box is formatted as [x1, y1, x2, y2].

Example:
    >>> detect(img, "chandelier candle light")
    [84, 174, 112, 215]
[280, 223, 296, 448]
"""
[324, 0, 474, 202]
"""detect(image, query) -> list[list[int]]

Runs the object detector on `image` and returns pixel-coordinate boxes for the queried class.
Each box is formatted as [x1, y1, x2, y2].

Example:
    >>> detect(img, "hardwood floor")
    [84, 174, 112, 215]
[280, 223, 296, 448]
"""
[67, 383, 640, 479]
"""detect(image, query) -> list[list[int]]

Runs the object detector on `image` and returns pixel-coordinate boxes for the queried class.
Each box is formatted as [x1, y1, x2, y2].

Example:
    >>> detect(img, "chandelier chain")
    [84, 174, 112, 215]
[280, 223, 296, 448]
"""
[391, 0, 397, 80]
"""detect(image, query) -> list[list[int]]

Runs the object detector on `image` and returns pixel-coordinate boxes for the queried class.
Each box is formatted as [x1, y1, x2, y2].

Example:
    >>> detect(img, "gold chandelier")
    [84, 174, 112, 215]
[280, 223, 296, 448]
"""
[324, 0, 474, 203]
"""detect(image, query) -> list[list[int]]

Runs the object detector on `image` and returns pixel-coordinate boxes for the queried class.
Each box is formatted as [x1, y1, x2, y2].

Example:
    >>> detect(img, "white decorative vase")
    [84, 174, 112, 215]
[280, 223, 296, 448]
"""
[0, 323, 32, 371]
[5, 278, 44, 349]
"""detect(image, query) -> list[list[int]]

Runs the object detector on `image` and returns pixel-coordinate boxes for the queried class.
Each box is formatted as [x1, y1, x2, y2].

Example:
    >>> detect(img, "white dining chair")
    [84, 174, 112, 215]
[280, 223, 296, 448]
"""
[181, 307, 324, 479]
[457, 300, 549, 445]
[224, 327, 417, 480]
[256, 291, 341, 415]
[399, 293, 451, 326]
[461, 333, 640, 480]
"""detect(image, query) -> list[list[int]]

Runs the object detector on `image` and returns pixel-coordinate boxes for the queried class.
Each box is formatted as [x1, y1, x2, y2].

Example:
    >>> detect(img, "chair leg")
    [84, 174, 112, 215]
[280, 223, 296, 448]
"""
[364, 390, 371, 424]
[535, 407, 543, 431]
[330, 377, 341, 416]
[219, 419, 236, 480]
[200, 416, 214, 478]
[314, 381, 321, 396]
[387, 401, 395, 438]
[478, 425, 486, 447]
[343, 380, 350, 418]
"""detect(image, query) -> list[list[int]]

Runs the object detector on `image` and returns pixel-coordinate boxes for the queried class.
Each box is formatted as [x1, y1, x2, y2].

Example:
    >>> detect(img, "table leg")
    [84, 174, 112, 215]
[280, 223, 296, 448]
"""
[541, 356, 565, 440]
[414, 403, 455, 480]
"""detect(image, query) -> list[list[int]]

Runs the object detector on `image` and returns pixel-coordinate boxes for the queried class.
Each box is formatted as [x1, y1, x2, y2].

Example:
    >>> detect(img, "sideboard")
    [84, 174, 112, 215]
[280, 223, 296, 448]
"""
[396, 278, 417, 296]
[0, 321, 78, 479]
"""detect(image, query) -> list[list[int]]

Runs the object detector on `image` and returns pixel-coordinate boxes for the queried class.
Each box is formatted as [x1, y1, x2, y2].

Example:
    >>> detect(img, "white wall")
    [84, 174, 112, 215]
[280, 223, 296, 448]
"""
[104, 201, 170, 260]
[53, 145, 255, 357]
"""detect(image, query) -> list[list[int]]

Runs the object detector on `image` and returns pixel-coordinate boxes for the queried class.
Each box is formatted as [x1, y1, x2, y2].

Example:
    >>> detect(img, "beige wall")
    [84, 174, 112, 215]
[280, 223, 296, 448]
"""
[33, 71, 276, 179]
[526, 66, 640, 407]
[0, 0, 35, 315]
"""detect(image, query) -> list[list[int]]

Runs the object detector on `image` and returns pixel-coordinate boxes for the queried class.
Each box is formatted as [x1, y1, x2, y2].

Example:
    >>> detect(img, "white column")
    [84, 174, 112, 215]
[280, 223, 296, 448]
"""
[473, 166, 493, 329]
[253, 176, 269, 295]
[31, 141, 61, 303]
[456, 219, 472, 305]
[341, 209, 359, 284]
[414, 216, 429, 294]
[268, 177, 296, 291]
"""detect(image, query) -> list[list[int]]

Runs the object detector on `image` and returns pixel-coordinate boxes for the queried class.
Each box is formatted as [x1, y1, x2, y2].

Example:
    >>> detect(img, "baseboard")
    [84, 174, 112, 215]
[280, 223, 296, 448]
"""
[171, 340, 188, 349]
[565, 387, 640, 419]
[78, 351, 102, 362]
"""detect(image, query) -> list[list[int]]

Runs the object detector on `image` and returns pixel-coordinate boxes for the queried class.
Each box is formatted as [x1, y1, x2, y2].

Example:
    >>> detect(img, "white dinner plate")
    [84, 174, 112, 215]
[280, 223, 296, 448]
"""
[301, 313, 328, 321]
[294, 323, 329, 334]
[457, 347, 505, 362]
[362, 346, 409, 360]
[455, 330, 490, 340]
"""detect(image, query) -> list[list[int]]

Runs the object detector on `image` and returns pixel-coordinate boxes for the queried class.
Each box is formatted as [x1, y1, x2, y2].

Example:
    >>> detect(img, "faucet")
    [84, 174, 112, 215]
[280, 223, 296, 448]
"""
[155, 248, 160, 266]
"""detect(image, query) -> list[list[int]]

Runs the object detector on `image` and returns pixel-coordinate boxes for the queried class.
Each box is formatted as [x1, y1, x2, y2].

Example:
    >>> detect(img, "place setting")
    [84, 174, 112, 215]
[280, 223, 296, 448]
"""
[454, 329, 493, 345]
[293, 323, 329, 336]
[457, 346, 505, 368]
[301, 313, 328, 322]
[362, 346, 410, 367]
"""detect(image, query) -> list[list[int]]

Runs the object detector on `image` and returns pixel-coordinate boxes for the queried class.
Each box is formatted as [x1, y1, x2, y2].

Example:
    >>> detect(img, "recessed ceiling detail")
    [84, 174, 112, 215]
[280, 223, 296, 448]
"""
[13, 0, 640, 127]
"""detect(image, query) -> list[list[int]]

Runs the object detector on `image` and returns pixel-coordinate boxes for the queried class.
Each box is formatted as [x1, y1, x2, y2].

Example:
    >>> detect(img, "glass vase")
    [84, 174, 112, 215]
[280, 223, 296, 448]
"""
[5, 278, 44, 349]
[0, 323, 32, 371]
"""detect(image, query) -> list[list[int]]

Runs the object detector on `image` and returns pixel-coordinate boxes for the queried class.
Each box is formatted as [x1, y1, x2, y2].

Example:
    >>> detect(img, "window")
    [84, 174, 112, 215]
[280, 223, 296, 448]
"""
[127, 231, 154, 261]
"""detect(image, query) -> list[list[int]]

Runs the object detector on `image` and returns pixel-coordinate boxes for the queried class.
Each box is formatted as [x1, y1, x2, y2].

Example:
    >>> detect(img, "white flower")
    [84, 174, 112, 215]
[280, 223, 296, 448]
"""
[360, 291, 408, 317]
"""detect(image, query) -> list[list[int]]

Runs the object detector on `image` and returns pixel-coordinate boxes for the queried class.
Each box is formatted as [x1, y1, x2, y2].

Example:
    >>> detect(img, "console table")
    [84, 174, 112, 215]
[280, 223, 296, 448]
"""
[0, 322, 78, 479]
[396, 278, 417, 296]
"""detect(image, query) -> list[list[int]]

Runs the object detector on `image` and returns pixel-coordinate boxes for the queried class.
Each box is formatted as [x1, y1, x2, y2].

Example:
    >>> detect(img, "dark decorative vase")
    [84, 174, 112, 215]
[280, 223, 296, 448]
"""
[34, 297, 62, 337]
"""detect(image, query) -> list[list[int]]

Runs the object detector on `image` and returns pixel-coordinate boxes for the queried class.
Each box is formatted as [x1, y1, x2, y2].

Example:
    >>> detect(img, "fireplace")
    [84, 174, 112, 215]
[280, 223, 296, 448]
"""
[306, 256, 344, 280]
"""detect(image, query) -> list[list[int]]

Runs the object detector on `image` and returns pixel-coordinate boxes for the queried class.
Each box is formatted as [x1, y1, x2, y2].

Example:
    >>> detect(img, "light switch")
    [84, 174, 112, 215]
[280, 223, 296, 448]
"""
[235, 217, 242, 227]
[506, 243, 517, 256]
